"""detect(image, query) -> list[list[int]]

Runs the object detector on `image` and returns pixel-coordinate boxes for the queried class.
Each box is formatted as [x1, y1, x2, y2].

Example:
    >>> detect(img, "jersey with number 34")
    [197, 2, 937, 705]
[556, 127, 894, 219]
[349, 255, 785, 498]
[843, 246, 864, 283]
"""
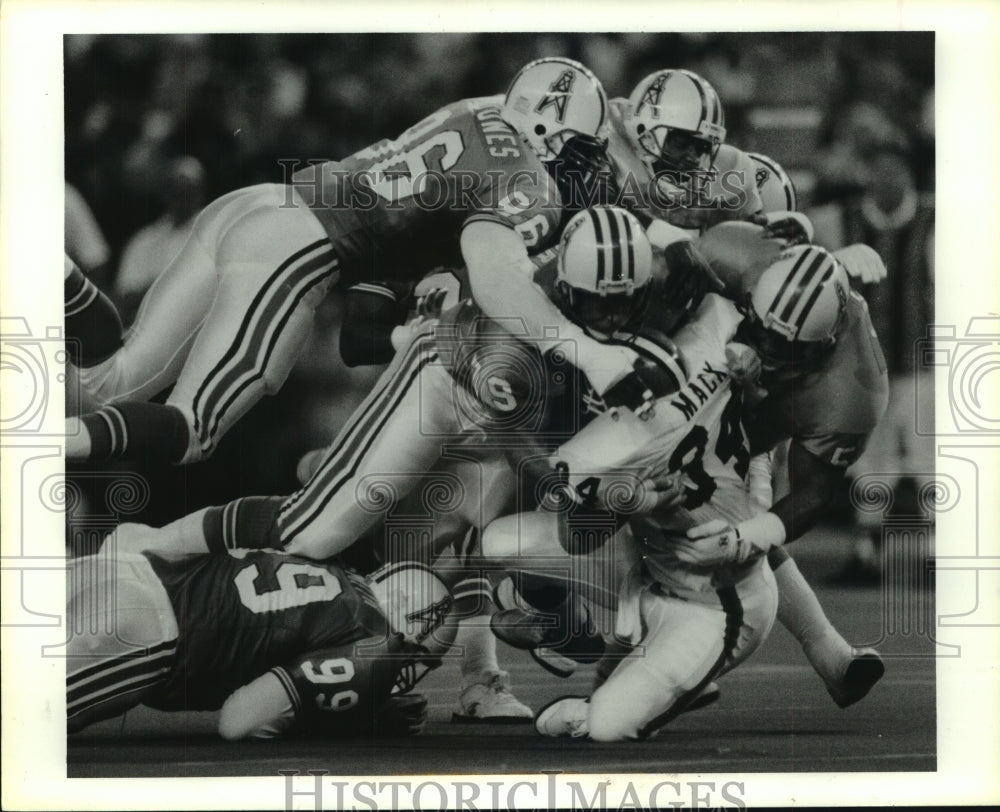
[144, 549, 388, 711]
[555, 294, 755, 590]
[292, 96, 563, 286]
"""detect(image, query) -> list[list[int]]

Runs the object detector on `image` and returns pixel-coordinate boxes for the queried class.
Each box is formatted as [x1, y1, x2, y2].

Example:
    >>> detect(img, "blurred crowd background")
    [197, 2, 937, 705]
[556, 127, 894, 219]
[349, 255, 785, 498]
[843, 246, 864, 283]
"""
[64, 33, 935, 571]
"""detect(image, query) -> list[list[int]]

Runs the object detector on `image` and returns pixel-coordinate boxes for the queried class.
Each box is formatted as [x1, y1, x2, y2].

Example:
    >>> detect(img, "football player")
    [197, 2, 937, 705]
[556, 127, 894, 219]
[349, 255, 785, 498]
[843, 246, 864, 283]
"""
[109, 205, 672, 724]
[605, 69, 761, 234]
[679, 238, 890, 707]
[66, 58, 647, 467]
[67, 550, 455, 739]
[484, 261, 778, 741]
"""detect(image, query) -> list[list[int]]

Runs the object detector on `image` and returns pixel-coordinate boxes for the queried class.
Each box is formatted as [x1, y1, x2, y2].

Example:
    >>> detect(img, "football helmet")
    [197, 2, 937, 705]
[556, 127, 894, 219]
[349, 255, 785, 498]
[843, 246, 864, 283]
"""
[748, 152, 798, 213]
[555, 206, 653, 336]
[737, 245, 849, 375]
[626, 69, 726, 180]
[369, 561, 456, 654]
[502, 58, 610, 210]
[502, 57, 608, 162]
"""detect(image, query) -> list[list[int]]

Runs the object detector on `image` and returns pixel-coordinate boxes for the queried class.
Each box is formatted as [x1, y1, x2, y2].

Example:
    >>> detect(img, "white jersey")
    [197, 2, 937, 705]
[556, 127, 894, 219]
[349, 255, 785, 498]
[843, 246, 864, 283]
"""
[554, 293, 756, 599]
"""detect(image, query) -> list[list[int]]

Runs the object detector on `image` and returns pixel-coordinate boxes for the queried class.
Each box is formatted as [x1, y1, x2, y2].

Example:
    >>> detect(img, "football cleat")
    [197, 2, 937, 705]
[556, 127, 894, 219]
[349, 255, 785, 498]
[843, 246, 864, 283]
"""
[452, 670, 533, 724]
[825, 647, 885, 709]
[534, 695, 590, 738]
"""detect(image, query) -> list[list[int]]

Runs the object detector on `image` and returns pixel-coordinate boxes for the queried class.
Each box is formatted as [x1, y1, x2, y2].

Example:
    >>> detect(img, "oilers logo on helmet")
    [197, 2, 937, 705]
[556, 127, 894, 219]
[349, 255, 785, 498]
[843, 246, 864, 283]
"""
[634, 72, 669, 119]
[534, 69, 576, 123]
[748, 152, 798, 213]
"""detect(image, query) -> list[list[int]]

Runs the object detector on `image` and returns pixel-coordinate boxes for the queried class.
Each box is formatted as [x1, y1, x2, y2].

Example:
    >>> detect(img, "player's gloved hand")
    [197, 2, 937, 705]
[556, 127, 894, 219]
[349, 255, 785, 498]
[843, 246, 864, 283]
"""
[373, 693, 429, 737]
[390, 315, 437, 353]
[756, 211, 814, 246]
[725, 342, 768, 405]
[634, 467, 685, 515]
[659, 238, 725, 315]
[674, 512, 786, 567]
[835, 243, 887, 285]
[414, 286, 449, 319]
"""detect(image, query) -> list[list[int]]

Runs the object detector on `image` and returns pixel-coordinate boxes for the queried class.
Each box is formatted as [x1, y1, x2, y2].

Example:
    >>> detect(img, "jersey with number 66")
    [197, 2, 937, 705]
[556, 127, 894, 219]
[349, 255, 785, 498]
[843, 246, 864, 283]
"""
[144, 549, 392, 711]
[292, 96, 563, 287]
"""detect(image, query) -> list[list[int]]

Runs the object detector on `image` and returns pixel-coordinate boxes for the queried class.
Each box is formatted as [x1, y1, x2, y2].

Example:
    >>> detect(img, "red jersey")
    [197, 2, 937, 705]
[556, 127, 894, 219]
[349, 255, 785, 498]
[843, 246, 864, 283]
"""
[292, 97, 563, 286]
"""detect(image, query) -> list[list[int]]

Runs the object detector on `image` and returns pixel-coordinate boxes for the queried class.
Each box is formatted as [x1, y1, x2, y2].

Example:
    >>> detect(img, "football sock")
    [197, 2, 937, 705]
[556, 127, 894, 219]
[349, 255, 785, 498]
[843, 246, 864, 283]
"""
[79, 402, 190, 463]
[64, 257, 124, 367]
[203, 496, 285, 553]
[453, 576, 500, 683]
[770, 549, 851, 681]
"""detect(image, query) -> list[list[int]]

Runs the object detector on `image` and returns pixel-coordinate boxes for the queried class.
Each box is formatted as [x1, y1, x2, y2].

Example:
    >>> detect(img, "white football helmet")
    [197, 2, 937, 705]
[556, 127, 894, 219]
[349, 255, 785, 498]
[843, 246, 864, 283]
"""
[369, 562, 455, 653]
[556, 206, 653, 336]
[626, 69, 726, 178]
[740, 245, 849, 373]
[748, 152, 798, 213]
[502, 57, 608, 162]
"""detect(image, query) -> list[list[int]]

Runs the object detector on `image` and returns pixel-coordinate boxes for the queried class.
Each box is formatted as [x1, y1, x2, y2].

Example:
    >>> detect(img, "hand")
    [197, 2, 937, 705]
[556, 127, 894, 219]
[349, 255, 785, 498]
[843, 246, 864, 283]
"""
[675, 512, 786, 567]
[414, 286, 449, 319]
[725, 342, 768, 405]
[835, 243, 887, 284]
[374, 693, 428, 737]
[390, 315, 437, 352]
[759, 212, 812, 246]
[636, 469, 685, 514]
[673, 519, 756, 567]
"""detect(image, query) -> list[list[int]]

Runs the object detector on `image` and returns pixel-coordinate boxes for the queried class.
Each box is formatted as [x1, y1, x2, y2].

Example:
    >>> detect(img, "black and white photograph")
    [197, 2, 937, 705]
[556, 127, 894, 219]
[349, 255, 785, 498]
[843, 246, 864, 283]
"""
[2, 2, 999, 809]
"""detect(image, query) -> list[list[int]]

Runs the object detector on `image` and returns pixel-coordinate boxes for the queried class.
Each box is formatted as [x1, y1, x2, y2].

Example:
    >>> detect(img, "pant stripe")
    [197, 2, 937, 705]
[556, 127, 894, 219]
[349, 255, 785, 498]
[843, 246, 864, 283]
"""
[190, 239, 335, 442]
[67, 642, 176, 714]
[279, 335, 431, 520]
[278, 343, 438, 542]
[200, 265, 335, 450]
[636, 585, 743, 739]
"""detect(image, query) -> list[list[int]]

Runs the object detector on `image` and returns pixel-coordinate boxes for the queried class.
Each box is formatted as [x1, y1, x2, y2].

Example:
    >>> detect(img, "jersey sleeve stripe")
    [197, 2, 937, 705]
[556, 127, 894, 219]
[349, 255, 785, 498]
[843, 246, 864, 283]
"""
[269, 666, 302, 716]
[351, 282, 399, 302]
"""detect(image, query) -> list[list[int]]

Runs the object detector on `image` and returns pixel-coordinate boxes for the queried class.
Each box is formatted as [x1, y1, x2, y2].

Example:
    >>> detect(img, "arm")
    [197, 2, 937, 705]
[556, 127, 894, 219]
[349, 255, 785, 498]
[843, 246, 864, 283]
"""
[218, 671, 296, 740]
[769, 440, 846, 542]
[460, 219, 639, 397]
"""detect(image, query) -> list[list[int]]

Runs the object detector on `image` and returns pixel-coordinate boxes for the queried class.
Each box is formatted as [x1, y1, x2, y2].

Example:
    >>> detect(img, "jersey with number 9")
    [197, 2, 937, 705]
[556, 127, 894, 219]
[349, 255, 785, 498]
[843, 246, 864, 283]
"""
[145, 549, 387, 711]
[292, 97, 563, 287]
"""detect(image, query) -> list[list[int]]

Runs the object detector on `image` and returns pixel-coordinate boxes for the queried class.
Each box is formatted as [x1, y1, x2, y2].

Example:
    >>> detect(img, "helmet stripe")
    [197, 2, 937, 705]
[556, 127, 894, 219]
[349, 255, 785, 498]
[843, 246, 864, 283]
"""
[789, 262, 837, 338]
[768, 246, 814, 316]
[776, 249, 832, 324]
[618, 208, 636, 282]
[589, 208, 606, 284]
[604, 206, 623, 282]
[687, 71, 709, 129]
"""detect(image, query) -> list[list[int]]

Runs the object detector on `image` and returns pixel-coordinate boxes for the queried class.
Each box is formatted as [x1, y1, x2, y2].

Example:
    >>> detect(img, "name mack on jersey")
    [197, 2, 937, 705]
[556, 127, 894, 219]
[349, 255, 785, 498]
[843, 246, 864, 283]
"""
[669, 360, 730, 421]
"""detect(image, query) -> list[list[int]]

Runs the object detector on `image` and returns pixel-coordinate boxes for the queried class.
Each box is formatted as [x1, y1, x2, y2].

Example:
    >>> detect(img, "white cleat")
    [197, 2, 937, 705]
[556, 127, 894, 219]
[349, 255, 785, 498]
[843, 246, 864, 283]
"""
[825, 647, 885, 708]
[534, 695, 590, 738]
[452, 670, 533, 724]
